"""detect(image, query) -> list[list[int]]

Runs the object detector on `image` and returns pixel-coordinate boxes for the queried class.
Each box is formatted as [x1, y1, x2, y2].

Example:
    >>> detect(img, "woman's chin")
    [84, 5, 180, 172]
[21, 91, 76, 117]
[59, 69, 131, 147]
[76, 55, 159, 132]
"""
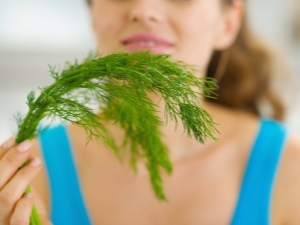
[115, 44, 174, 55]
[98, 46, 176, 58]
[127, 47, 172, 55]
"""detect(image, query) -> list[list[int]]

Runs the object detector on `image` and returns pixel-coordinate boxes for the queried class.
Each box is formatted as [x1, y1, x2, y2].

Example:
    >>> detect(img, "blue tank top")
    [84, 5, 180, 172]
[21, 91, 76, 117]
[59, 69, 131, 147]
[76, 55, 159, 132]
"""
[39, 118, 287, 225]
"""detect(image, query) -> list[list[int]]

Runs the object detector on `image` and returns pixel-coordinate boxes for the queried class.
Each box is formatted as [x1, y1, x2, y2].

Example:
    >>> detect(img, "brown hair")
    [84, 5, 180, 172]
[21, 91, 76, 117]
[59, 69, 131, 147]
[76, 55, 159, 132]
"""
[206, 0, 285, 121]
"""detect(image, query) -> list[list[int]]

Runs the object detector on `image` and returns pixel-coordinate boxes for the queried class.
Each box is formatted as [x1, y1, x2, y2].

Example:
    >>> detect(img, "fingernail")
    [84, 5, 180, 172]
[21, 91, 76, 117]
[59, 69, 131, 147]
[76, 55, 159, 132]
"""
[17, 140, 32, 152]
[2, 137, 15, 149]
[24, 193, 33, 198]
[29, 157, 42, 167]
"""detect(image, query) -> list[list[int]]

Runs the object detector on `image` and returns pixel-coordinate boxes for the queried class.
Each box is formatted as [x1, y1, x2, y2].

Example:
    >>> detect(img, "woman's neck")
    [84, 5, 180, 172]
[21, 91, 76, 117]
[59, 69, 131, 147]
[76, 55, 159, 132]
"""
[148, 93, 223, 163]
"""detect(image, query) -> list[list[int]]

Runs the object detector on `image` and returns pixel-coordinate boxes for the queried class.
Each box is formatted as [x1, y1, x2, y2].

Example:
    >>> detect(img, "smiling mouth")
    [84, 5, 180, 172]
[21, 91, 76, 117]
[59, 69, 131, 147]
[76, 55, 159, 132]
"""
[125, 41, 157, 47]
[121, 34, 173, 53]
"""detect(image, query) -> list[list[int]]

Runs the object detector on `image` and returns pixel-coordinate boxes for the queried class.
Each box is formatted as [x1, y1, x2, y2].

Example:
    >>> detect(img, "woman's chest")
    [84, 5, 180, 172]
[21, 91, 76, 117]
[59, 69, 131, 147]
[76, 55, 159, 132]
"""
[76, 151, 241, 225]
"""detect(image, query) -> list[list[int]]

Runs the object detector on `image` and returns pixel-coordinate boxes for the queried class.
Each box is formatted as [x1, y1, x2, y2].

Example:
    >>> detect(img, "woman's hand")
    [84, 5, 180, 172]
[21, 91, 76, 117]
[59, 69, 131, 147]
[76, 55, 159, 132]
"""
[0, 137, 51, 225]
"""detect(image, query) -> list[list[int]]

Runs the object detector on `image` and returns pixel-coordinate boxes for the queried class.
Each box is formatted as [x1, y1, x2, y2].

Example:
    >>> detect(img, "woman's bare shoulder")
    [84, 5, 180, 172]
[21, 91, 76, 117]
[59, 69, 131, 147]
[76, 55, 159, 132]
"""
[273, 133, 300, 225]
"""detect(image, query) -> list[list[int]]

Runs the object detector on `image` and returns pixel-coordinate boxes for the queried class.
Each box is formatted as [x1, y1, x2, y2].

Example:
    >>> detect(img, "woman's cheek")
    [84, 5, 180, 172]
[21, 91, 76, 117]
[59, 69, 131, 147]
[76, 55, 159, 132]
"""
[179, 18, 222, 69]
[93, 18, 120, 54]
[171, 23, 215, 70]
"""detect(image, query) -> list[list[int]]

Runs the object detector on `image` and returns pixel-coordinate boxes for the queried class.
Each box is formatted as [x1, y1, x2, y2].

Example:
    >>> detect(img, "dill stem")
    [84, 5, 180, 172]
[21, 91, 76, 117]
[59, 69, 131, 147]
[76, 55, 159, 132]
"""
[22, 185, 43, 225]
[15, 93, 49, 225]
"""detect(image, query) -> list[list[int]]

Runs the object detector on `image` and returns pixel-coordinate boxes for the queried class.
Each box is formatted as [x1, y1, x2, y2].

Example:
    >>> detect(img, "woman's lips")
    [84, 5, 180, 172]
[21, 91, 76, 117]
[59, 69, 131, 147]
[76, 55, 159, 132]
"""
[121, 34, 173, 53]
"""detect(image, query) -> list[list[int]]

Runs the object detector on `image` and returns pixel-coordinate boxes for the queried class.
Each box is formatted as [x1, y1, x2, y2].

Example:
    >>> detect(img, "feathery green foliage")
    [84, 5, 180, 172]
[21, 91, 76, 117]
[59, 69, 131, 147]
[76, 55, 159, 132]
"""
[14, 51, 218, 224]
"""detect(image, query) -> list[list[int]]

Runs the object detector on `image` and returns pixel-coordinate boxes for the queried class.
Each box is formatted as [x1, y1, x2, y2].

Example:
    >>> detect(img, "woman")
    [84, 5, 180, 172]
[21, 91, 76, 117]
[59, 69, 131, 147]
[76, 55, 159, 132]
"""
[1, 0, 300, 224]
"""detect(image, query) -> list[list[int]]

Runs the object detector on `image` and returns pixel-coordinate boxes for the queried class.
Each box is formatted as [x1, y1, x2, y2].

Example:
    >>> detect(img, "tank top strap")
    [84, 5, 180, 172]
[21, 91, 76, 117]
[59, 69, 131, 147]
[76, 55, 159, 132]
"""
[231, 118, 288, 225]
[38, 124, 92, 225]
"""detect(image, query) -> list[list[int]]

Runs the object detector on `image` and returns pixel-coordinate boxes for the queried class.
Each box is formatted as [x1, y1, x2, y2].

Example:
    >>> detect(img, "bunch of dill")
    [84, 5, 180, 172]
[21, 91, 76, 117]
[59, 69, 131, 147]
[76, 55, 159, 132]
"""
[14, 51, 218, 224]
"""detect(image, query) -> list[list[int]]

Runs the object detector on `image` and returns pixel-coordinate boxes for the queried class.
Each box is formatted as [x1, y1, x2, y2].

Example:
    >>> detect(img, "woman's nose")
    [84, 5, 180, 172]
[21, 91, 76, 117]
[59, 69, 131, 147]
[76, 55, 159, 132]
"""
[128, 0, 164, 27]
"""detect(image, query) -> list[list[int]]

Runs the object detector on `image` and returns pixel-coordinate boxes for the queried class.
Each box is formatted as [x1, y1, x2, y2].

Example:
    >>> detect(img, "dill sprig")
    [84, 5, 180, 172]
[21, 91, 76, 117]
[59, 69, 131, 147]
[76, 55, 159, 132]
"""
[14, 51, 218, 224]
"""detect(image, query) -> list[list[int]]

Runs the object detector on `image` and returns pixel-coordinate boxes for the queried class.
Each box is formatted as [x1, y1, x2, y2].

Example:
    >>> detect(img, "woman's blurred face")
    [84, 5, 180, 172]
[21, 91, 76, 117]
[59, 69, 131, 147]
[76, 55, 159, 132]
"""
[90, 0, 242, 73]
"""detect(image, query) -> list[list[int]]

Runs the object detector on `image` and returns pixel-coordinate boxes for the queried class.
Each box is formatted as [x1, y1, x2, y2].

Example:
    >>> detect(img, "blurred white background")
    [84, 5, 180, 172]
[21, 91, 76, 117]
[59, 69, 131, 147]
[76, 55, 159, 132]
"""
[0, 0, 299, 143]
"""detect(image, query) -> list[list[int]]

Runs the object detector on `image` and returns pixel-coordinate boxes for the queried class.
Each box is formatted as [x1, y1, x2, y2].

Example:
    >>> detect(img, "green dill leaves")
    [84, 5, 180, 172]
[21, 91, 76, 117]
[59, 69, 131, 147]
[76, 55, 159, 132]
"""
[26, 91, 36, 109]
[15, 51, 218, 202]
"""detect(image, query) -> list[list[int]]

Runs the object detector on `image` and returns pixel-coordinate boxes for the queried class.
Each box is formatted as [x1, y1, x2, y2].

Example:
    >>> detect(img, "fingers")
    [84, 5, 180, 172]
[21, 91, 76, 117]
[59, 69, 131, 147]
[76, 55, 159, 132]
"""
[0, 157, 42, 219]
[0, 140, 33, 189]
[10, 193, 33, 225]
[0, 138, 48, 225]
[0, 137, 15, 159]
